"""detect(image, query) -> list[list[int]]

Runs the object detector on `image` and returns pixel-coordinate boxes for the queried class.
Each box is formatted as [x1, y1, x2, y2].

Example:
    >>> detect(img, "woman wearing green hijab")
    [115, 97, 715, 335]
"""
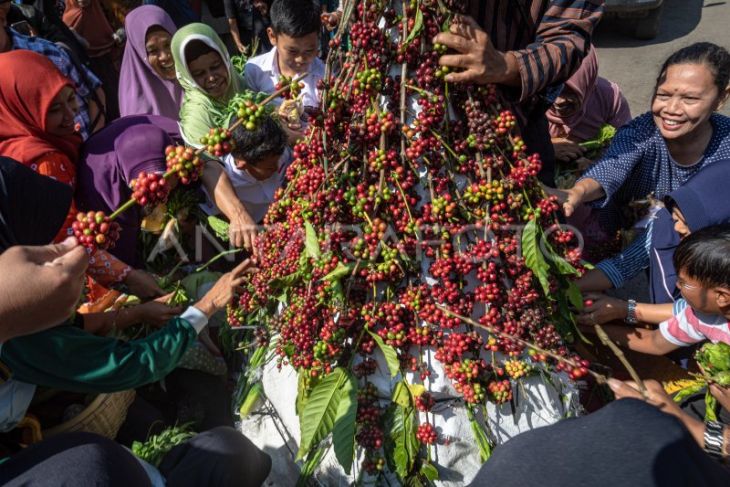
[172, 23, 248, 146]
[172, 23, 259, 253]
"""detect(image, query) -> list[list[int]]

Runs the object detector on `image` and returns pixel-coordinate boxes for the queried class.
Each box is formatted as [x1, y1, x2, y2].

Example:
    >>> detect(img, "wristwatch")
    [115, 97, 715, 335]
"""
[704, 420, 725, 461]
[625, 299, 638, 324]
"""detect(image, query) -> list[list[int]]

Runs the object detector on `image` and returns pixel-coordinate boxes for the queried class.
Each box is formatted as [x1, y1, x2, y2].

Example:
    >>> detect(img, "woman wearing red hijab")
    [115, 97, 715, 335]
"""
[0, 50, 160, 298]
[63, 0, 123, 119]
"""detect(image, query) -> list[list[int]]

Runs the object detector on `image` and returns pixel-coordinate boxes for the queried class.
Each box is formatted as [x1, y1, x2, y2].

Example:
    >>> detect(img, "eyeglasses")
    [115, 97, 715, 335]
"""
[676, 279, 700, 291]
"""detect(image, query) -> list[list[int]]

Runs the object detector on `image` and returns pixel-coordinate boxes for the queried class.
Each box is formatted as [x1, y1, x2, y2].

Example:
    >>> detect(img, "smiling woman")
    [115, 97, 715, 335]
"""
[118, 5, 183, 118]
[46, 86, 80, 137]
[558, 43, 730, 221]
[564, 43, 730, 301]
[171, 22, 247, 147]
[185, 42, 229, 99]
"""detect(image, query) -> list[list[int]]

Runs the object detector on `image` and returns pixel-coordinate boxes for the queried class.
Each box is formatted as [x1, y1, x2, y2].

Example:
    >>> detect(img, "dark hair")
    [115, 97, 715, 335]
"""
[655, 42, 730, 95]
[270, 0, 321, 38]
[673, 224, 730, 288]
[230, 115, 286, 163]
[184, 40, 217, 66]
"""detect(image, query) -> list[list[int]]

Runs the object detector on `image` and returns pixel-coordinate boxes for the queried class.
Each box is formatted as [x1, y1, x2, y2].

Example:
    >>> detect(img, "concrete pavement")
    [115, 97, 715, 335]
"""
[595, 0, 730, 117]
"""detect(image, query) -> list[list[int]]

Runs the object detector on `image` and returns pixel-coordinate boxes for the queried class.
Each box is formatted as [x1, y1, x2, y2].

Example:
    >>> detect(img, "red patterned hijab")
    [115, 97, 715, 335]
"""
[0, 50, 82, 163]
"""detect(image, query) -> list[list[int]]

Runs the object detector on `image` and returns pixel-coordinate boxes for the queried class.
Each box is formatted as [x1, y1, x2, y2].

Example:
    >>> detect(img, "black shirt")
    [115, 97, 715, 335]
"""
[223, 0, 272, 54]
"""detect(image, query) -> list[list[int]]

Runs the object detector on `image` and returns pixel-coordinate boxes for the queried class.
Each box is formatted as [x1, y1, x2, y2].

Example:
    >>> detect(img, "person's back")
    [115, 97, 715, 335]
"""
[244, 0, 324, 111]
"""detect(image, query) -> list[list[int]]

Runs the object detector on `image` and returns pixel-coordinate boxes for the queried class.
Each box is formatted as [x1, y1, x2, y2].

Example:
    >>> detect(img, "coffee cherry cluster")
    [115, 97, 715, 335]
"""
[415, 392, 435, 412]
[200, 127, 234, 157]
[224, 1, 590, 477]
[165, 145, 203, 185]
[72, 210, 121, 251]
[416, 423, 438, 445]
[504, 359, 531, 380]
[488, 380, 512, 404]
[275, 75, 304, 100]
[130, 171, 169, 208]
[234, 96, 266, 131]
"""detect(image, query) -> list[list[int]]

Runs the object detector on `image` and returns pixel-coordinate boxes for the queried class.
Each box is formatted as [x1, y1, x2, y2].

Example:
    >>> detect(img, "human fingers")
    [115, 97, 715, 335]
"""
[448, 14, 481, 39]
[154, 292, 176, 304]
[231, 258, 258, 277]
[433, 31, 471, 53]
[51, 244, 89, 279]
[563, 202, 575, 218]
[438, 53, 476, 70]
[27, 237, 82, 265]
[230, 226, 245, 249]
[443, 68, 483, 84]
[608, 378, 644, 400]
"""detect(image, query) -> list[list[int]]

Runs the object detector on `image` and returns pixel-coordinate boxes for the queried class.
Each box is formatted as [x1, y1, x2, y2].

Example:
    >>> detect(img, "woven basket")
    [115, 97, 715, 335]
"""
[42, 390, 136, 440]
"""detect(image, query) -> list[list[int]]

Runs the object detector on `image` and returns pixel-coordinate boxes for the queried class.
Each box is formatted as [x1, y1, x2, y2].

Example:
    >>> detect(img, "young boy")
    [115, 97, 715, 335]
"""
[201, 116, 288, 240]
[596, 224, 730, 355]
[244, 0, 325, 110]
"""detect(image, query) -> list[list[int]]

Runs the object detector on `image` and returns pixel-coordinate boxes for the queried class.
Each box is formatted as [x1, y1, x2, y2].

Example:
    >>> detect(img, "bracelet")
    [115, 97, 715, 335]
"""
[704, 421, 725, 461]
[625, 299, 638, 324]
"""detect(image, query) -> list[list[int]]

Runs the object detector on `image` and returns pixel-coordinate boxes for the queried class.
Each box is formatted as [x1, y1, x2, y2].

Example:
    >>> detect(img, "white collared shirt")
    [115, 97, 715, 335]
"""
[244, 47, 325, 109]
[201, 150, 291, 223]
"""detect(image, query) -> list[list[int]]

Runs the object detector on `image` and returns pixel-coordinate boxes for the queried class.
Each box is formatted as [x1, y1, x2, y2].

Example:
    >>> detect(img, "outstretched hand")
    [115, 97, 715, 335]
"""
[433, 15, 518, 86]
[194, 259, 258, 318]
[0, 237, 89, 341]
[577, 293, 628, 326]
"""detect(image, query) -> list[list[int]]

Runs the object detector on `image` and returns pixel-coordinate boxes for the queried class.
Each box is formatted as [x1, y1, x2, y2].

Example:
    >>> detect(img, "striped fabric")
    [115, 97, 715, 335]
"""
[466, 0, 605, 103]
[596, 222, 654, 290]
[659, 299, 730, 347]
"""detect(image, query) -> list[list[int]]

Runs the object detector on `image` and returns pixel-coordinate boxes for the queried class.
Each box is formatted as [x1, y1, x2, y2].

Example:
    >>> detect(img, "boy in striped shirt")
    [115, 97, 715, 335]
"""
[593, 224, 730, 355]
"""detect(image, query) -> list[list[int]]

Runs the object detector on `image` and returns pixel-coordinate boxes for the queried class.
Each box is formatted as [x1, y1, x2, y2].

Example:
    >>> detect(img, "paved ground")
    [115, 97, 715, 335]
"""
[594, 0, 730, 117]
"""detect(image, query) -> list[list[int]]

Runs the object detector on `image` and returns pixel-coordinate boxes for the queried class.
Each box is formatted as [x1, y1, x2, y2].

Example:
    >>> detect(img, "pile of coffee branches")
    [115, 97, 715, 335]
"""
[229, 0, 588, 482]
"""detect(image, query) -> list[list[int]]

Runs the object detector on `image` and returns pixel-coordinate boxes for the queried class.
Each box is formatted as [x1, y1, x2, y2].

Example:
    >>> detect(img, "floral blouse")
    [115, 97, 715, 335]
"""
[30, 151, 131, 285]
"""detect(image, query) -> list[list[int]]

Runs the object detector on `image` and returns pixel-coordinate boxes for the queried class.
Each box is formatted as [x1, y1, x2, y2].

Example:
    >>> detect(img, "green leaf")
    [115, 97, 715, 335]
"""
[296, 372, 319, 416]
[239, 382, 264, 417]
[368, 329, 400, 378]
[566, 281, 584, 311]
[297, 368, 346, 460]
[207, 215, 230, 242]
[697, 342, 730, 372]
[466, 406, 492, 462]
[522, 219, 550, 295]
[672, 380, 706, 403]
[271, 271, 303, 289]
[332, 372, 358, 475]
[296, 447, 326, 487]
[420, 462, 439, 482]
[385, 405, 419, 480]
[180, 271, 222, 300]
[550, 254, 580, 276]
[713, 371, 730, 387]
[404, 8, 424, 46]
[543, 240, 580, 277]
[392, 381, 412, 408]
[304, 222, 321, 260]
[705, 391, 718, 422]
[322, 262, 355, 282]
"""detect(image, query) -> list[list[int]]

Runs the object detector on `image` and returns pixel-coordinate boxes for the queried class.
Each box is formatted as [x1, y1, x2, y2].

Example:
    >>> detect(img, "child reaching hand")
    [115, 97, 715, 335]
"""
[592, 224, 730, 356]
[201, 116, 288, 248]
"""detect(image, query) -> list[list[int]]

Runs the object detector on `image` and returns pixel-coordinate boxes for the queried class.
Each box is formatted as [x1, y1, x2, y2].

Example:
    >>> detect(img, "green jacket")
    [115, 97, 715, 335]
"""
[0, 318, 198, 394]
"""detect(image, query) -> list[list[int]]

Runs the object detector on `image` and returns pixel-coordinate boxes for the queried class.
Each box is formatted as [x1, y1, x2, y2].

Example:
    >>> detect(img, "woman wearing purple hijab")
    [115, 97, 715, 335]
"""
[75, 115, 181, 267]
[118, 5, 183, 118]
